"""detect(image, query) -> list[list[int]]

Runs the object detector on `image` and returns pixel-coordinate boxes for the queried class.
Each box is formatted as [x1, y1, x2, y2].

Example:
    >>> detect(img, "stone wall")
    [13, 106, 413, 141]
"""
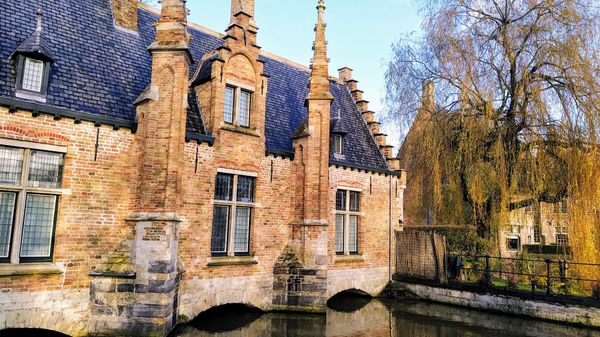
[397, 281, 600, 328]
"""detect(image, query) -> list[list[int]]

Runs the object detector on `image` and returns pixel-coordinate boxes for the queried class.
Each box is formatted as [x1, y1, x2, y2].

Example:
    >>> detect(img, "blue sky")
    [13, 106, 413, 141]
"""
[146, 0, 422, 146]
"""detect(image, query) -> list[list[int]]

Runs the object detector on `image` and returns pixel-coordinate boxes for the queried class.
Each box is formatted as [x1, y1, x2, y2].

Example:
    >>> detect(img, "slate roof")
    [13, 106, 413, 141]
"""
[0, 0, 389, 172]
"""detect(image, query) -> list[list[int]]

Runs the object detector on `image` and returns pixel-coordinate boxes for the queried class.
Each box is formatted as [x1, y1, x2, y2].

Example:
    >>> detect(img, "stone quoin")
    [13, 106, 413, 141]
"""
[0, 0, 406, 336]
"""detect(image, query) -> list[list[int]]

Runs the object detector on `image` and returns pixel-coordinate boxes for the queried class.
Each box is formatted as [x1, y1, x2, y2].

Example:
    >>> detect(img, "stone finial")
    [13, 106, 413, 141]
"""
[307, 0, 333, 101]
[36, 9, 43, 31]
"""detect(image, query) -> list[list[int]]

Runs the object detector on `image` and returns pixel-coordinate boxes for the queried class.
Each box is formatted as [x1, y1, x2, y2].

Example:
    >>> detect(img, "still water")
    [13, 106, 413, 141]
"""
[169, 295, 600, 337]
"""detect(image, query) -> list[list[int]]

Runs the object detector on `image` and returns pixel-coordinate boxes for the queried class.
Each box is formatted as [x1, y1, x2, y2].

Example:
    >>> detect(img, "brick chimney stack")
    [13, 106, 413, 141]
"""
[111, 0, 139, 31]
[418, 80, 435, 120]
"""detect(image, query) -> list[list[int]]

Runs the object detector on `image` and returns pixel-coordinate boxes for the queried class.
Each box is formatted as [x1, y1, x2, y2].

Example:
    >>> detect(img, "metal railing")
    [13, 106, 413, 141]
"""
[453, 254, 600, 299]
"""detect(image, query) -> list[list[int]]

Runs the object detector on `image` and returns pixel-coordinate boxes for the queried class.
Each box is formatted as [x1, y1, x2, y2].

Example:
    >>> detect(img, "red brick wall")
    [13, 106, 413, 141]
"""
[0, 108, 137, 292]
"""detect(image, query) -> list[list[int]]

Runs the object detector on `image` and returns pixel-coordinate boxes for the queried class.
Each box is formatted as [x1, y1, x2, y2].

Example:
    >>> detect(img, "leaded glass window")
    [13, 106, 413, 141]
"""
[215, 173, 233, 201]
[0, 142, 64, 263]
[0, 146, 23, 185]
[349, 215, 358, 254]
[335, 189, 361, 255]
[239, 90, 251, 127]
[335, 215, 344, 253]
[28, 150, 64, 188]
[234, 207, 251, 253]
[223, 85, 253, 128]
[20, 194, 57, 258]
[211, 206, 229, 254]
[336, 190, 346, 211]
[0, 192, 16, 259]
[22, 58, 44, 92]
[211, 172, 256, 256]
[224, 86, 235, 124]
[237, 176, 255, 203]
[334, 134, 344, 155]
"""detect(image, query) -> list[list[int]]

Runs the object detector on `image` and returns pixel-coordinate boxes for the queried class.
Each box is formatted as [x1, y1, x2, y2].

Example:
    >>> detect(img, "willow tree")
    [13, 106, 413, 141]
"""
[387, 0, 600, 263]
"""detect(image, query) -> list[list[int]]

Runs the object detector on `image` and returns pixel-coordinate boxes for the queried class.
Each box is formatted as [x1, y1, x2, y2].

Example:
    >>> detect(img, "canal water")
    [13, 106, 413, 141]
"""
[170, 295, 600, 337]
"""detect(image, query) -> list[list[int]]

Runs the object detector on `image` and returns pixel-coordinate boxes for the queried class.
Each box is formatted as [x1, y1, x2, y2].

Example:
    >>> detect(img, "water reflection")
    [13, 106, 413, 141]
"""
[170, 296, 600, 337]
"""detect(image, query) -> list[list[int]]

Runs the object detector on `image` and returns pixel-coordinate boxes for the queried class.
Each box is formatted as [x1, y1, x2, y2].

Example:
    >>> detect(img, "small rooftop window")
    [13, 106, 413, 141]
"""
[334, 134, 344, 155]
[10, 9, 54, 102]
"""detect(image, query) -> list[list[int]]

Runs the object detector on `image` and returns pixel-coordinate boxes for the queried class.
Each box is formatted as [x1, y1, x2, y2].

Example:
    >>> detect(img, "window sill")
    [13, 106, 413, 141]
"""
[206, 256, 258, 267]
[0, 263, 63, 276]
[220, 124, 261, 138]
[15, 89, 47, 103]
[334, 254, 364, 264]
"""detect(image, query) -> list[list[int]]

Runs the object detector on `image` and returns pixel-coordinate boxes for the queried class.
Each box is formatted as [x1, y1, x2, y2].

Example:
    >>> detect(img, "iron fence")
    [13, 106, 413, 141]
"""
[453, 254, 600, 299]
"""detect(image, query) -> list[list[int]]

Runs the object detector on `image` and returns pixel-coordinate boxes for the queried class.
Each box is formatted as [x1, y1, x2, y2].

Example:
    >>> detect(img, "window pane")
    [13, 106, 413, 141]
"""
[349, 191, 360, 212]
[214, 173, 233, 201]
[239, 91, 251, 127]
[28, 150, 64, 188]
[336, 190, 346, 211]
[0, 146, 24, 185]
[533, 225, 541, 243]
[0, 192, 16, 258]
[234, 207, 251, 254]
[334, 135, 343, 155]
[335, 214, 344, 253]
[22, 58, 44, 92]
[224, 86, 235, 124]
[211, 206, 229, 254]
[20, 194, 56, 258]
[507, 236, 520, 251]
[349, 215, 358, 253]
[237, 176, 255, 203]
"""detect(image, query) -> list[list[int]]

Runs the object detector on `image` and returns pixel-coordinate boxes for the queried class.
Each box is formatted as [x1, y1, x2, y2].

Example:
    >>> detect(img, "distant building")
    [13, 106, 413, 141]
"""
[500, 199, 570, 257]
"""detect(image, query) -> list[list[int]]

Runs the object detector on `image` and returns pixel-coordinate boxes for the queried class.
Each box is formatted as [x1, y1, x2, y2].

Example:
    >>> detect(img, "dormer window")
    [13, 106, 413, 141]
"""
[11, 10, 54, 102]
[334, 134, 344, 155]
[331, 116, 348, 157]
[224, 84, 252, 128]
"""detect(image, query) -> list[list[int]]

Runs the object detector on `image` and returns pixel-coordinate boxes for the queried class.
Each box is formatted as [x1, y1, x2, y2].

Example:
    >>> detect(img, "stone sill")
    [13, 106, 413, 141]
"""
[0, 263, 63, 277]
[207, 256, 258, 267]
[220, 124, 261, 138]
[334, 254, 365, 264]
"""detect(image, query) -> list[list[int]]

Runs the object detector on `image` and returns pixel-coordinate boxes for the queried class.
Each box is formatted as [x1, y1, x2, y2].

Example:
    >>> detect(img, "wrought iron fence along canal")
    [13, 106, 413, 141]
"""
[449, 254, 600, 305]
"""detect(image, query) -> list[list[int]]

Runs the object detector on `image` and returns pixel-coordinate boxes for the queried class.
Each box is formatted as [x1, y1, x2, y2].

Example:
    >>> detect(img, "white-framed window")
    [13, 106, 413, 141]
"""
[335, 189, 360, 255]
[556, 225, 568, 246]
[211, 172, 256, 256]
[0, 142, 65, 263]
[333, 134, 344, 155]
[223, 85, 252, 128]
[21, 58, 45, 93]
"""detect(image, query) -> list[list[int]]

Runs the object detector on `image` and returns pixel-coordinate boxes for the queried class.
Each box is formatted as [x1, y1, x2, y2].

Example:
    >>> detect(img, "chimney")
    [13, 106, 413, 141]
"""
[111, 0, 138, 31]
[420, 80, 435, 117]
[338, 67, 353, 82]
[230, 0, 257, 30]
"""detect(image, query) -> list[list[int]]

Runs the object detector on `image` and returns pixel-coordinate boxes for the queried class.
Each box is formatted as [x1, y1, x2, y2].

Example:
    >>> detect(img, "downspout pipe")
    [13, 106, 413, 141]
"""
[389, 175, 393, 282]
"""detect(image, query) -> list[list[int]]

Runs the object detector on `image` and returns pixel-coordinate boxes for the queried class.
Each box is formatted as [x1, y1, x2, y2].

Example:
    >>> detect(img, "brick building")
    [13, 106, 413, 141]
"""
[0, 0, 405, 336]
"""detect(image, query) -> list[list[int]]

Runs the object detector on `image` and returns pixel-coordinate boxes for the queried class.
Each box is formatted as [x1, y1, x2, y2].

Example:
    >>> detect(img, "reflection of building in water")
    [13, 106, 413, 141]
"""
[326, 299, 391, 337]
